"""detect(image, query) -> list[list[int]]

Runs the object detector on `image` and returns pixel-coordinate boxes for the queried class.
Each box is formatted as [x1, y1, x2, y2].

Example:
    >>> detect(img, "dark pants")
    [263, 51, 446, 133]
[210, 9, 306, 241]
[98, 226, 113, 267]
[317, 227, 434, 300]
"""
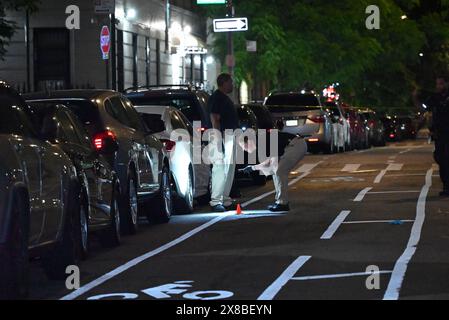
[434, 139, 449, 189]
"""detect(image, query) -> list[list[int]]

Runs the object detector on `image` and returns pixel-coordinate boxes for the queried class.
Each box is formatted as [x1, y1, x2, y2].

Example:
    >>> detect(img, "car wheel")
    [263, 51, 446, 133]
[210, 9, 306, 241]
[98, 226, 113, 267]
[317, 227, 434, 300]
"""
[78, 190, 89, 260]
[175, 168, 194, 214]
[99, 182, 121, 248]
[0, 190, 30, 300]
[120, 172, 138, 235]
[42, 180, 80, 280]
[150, 166, 173, 224]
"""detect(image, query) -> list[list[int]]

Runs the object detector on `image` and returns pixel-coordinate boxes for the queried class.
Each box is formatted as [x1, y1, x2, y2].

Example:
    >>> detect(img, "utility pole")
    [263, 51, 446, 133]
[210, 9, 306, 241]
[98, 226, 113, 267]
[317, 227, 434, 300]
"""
[226, 0, 234, 76]
[110, 11, 116, 90]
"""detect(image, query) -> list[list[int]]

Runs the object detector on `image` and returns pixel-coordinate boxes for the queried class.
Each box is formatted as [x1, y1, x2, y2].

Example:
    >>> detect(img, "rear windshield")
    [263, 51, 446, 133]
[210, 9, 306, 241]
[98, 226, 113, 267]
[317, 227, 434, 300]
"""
[127, 95, 202, 124]
[267, 105, 321, 113]
[265, 94, 320, 107]
[29, 99, 101, 137]
[247, 106, 274, 129]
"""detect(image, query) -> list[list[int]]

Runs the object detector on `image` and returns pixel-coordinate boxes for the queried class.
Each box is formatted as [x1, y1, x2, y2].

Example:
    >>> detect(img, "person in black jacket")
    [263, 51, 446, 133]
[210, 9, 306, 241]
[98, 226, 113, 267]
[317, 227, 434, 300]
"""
[428, 76, 449, 196]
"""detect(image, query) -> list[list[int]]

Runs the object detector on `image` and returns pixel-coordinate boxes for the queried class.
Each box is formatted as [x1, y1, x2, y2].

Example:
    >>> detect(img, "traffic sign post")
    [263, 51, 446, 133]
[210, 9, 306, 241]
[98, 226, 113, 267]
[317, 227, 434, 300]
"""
[100, 25, 111, 89]
[213, 17, 248, 32]
[100, 25, 111, 60]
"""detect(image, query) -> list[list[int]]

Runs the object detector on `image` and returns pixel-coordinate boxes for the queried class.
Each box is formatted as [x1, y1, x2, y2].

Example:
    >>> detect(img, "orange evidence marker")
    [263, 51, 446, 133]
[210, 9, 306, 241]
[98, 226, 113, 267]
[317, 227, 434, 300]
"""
[236, 204, 243, 215]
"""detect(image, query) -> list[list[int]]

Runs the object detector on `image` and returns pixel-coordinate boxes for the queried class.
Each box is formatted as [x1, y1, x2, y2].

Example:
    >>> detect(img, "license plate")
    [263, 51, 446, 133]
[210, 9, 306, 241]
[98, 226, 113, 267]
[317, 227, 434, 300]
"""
[286, 120, 299, 127]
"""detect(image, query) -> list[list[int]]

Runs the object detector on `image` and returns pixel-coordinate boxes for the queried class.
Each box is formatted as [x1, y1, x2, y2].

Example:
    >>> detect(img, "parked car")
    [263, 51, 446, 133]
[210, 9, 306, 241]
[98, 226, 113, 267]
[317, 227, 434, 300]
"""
[0, 82, 81, 299]
[264, 91, 337, 154]
[24, 90, 173, 231]
[246, 104, 277, 131]
[361, 109, 386, 146]
[134, 105, 211, 212]
[397, 116, 418, 140]
[324, 101, 350, 152]
[26, 102, 122, 256]
[125, 85, 212, 132]
[342, 105, 370, 150]
[235, 105, 267, 185]
[382, 116, 403, 142]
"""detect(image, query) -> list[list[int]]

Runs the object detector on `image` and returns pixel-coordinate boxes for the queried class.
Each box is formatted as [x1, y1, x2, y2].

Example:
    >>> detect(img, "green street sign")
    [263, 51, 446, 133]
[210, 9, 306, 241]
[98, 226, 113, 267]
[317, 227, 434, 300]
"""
[197, 0, 226, 4]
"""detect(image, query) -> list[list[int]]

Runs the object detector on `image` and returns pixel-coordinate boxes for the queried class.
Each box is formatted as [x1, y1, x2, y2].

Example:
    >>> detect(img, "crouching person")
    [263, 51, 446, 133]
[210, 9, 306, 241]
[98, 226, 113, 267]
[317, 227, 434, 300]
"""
[238, 128, 308, 213]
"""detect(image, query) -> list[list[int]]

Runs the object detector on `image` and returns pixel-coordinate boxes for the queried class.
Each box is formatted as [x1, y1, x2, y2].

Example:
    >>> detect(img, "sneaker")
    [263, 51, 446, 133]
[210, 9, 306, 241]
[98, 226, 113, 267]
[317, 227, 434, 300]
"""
[211, 204, 227, 212]
[268, 203, 290, 212]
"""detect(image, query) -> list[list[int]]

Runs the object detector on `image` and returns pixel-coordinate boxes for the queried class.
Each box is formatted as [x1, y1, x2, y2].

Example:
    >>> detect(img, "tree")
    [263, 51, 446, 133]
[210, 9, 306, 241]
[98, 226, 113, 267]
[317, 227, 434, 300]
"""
[0, 0, 40, 60]
[204, 0, 429, 113]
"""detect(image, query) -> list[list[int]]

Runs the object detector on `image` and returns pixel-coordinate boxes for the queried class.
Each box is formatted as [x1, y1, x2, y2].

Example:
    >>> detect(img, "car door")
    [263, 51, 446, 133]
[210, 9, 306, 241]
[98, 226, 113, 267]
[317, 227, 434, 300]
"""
[63, 110, 113, 225]
[0, 101, 44, 246]
[121, 96, 159, 193]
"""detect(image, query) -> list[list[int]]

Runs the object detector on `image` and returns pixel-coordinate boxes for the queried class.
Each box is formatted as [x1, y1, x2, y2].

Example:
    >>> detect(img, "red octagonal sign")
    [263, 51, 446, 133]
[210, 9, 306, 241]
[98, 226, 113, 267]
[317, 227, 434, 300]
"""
[100, 26, 110, 60]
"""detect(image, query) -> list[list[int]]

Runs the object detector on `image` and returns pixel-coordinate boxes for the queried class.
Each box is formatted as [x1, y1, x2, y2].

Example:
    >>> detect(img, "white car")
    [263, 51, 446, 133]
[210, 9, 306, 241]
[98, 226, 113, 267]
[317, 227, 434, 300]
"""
[135, 106, 211, 213]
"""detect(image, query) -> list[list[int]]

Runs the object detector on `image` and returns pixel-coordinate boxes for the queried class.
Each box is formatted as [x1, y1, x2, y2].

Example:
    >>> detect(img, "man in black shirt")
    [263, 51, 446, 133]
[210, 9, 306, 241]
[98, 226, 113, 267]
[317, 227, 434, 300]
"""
[208, 73, 239, 212]
[239, 128, 308, 212]
[428, 76, 449, 196]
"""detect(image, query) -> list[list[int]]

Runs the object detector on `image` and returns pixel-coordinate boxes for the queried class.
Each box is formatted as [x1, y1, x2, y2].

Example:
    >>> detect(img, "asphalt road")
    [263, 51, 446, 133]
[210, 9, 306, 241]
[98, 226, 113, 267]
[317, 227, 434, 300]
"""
[28, 138, 449, 300]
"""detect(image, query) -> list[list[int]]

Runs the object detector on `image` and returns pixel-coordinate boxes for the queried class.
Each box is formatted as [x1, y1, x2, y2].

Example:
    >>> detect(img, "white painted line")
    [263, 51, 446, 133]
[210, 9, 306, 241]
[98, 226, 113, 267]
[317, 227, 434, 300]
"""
[368, 191, 420, 195]
[354, 187, 373, 202]
[342, 220, 414, 225]
[60, 213, 233, 300]
[342, 164, 361, 172]
[321, 210, 351, 240]
[61, 164, 321, 300]
[387, 163, 403, 171]
[383, 168, 433, 300]
[297, 163, 321, 173]
[374, 169, 387, 184]
[292, 270, 392, 281]
[258, 256, 311, 300]
[386, 174, 426, 178]
[399, 148, 412, 155]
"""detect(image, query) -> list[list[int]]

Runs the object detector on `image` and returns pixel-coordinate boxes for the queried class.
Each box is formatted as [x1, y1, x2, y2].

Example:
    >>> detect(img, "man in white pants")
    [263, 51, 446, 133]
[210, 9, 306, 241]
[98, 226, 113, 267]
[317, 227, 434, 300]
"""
[239, 129, 308, 212]
[208, 73, 239, 212]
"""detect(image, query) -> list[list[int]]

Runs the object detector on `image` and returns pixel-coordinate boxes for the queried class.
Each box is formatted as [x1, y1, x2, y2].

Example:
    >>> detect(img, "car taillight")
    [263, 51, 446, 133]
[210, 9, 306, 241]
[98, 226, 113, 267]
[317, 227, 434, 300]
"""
[93, 131, 116, 151]
[308, 115, 325, 123]
[369, 120, 375, 127]
[197, 127, 208, 133]
[161, 139, 176, 152]
[389, 133, 395, 139]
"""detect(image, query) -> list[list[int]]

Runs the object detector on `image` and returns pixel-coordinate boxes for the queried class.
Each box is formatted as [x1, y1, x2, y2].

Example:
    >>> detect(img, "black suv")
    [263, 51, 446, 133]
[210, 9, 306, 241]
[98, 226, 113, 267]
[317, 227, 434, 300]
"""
[124, 85, 212, 130]
[24, 90, 173, 234]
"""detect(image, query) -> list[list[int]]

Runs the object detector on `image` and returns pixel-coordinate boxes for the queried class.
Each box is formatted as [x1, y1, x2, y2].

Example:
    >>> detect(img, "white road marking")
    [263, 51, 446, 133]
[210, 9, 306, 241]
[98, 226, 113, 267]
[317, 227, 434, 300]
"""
[368, 191, 420, 195]
[354, 187, 373, 202]
[321, 210, 351, 240]
[342, 220, 414, 225]
[374, 170, 387, 184]
[374, 164, 403, 184]
[341, 164, 361, 172]
[383, 168, 434, 300]
[257, 256, 312, 300]
[60, 163, 321, 300]
[387, 163, 404, 171]
[297, 163, 321, 173]
[291, 270, 392, 281]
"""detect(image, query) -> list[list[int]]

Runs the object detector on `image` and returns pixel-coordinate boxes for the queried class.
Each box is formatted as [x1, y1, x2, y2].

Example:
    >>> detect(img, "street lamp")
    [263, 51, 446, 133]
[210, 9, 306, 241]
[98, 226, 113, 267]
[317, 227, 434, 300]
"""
[401, 15, 407, 20]
[126, 8, 137, 20]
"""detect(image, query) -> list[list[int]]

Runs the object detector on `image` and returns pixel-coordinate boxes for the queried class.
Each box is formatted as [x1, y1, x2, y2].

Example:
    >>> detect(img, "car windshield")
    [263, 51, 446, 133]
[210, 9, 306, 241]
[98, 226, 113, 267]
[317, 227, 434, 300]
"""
[128, 95, 201, 124]
[265, 94, 320, 107]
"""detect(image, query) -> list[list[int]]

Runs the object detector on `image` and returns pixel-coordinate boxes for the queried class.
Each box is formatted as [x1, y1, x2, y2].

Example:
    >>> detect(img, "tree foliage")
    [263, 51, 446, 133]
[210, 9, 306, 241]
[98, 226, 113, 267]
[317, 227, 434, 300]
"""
[205, 0, 447, 113]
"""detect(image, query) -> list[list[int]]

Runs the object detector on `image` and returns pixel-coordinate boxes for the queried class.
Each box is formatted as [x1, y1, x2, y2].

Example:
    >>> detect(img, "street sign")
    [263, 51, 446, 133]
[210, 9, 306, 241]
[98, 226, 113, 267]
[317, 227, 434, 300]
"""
[94, 0, 115, 15]
[184, 46, 208, 55]
[246, 40, 257, 52]
[197, 0, 226, 4]
[213, 18, 248, 33]
[100, 26, 111, 60]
